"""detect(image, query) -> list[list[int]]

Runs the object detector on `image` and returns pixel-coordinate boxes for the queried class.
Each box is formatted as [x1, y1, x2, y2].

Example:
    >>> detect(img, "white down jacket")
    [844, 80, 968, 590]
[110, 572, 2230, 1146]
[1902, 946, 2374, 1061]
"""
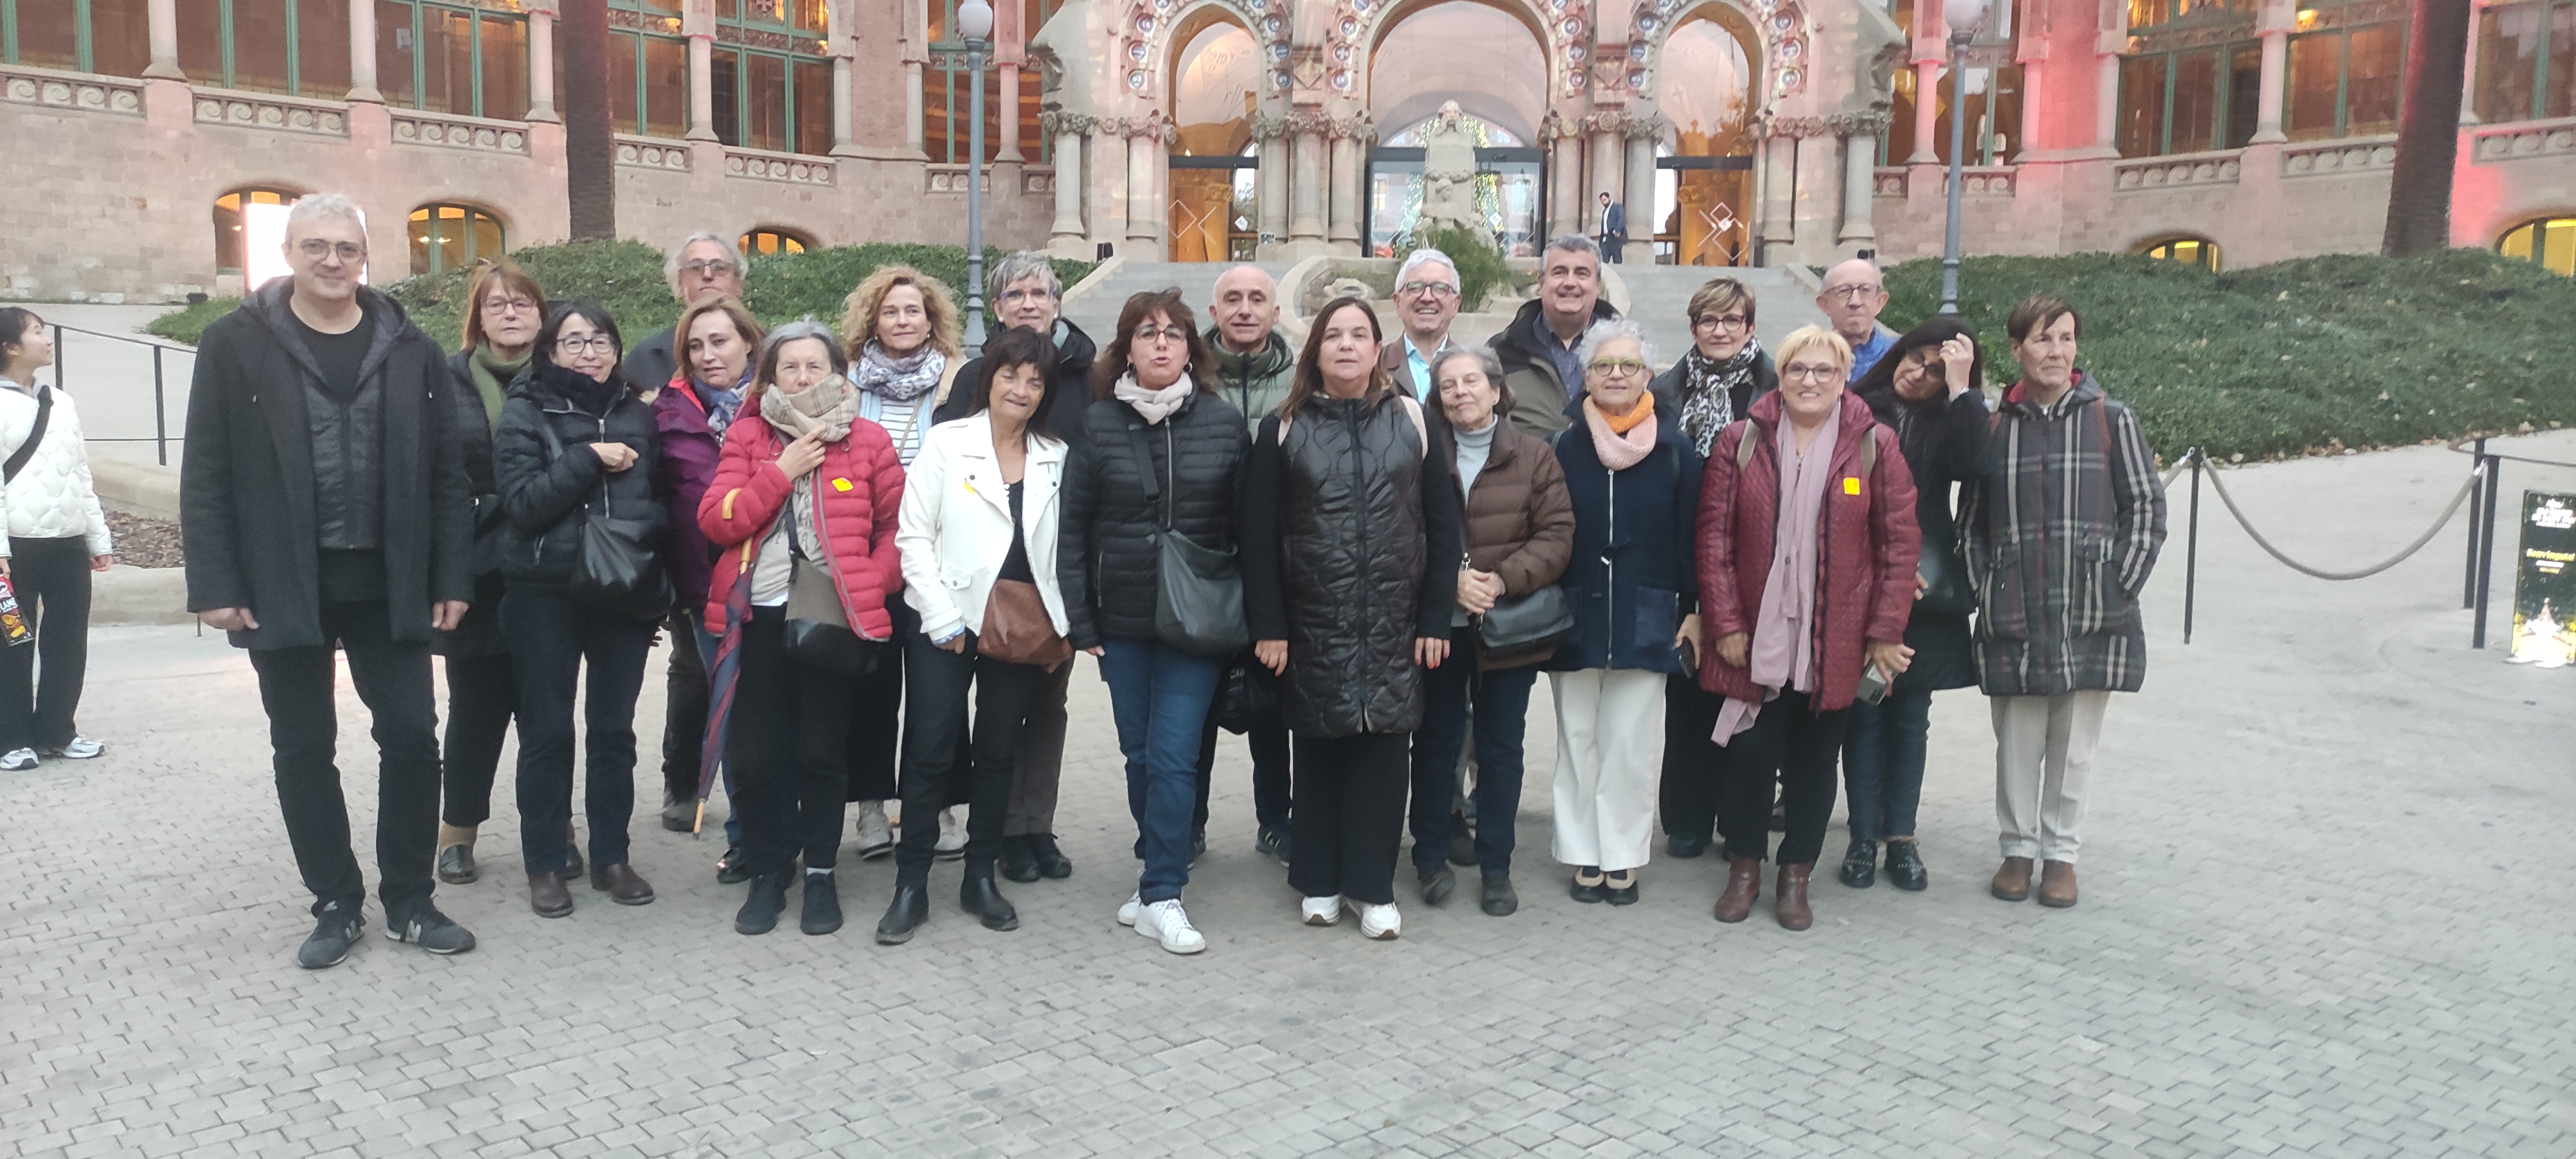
[0, 378, 112, 557]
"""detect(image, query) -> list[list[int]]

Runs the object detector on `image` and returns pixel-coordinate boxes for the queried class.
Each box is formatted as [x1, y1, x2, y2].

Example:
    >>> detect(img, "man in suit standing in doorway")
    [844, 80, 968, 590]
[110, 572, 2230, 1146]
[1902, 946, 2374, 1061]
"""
[1598, 191, 1628, 264]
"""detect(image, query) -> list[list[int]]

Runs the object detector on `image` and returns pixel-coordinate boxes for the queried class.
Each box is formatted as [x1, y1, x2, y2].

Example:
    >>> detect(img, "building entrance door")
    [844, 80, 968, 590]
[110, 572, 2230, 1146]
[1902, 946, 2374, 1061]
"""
[1659, 155, 1753, 266]
[1170, 156, 1258, 262]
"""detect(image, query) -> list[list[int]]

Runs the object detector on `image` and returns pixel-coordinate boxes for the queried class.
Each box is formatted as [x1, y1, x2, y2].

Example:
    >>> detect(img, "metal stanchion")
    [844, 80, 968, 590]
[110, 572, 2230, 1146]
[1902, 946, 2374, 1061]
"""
[2184, 448, 2202, 644]
[2472, 452, 2502, 649]
[2464, 437, 2487, 609]
[152, 346, 167, 466]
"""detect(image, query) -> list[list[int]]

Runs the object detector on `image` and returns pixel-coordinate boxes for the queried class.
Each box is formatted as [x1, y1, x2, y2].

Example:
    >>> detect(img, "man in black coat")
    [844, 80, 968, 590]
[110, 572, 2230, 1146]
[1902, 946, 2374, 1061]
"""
[182, 194, 478, 969]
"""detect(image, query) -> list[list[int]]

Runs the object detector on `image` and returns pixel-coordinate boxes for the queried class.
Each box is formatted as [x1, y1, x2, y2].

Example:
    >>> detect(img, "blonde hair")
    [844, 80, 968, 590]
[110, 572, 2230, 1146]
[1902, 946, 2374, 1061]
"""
[1773, 324, 1853, 373]
[838, 264, 962, 361]
[670, 295, 766, 388]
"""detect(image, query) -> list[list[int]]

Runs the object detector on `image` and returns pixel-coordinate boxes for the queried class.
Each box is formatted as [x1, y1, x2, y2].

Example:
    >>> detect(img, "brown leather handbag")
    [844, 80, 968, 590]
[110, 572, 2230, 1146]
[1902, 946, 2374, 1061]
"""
[978, 579, 1071, 670]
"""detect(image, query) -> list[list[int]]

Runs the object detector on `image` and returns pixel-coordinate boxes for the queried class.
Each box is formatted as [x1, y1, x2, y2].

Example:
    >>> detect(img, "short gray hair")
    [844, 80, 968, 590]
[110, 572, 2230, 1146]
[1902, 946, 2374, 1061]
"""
[760, 317, 849, 378]
[987, 251, 1061, 301]
[665, 230, 746, 298]
[1544, 235, 1603, 264]
[1574, 318, 1652, 373]
[1427, 346, 1514, 416]
[1396, 248, 1459, 290]
[284, 193, 366, 241]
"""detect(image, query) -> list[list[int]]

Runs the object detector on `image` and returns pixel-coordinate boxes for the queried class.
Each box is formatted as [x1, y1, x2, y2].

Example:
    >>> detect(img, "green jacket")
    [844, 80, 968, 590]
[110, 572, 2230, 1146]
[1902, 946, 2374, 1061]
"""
[1208, 328, 1297, 434]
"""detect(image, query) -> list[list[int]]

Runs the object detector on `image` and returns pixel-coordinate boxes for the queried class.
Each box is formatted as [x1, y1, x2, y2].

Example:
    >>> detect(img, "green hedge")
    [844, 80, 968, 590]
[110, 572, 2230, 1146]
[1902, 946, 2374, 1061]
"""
[1883, 249, 2576, 462]
[148, 240, 1095, 351]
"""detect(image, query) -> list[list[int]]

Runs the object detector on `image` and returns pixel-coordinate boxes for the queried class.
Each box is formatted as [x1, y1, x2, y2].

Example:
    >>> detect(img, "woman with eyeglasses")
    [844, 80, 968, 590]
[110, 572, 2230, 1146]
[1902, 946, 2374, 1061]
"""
[434, 261, 549, 886]
[1544, 320, 1700, 907]
[1644, 277, 1776, 862]
[492, 301, 666, 919]
[1696, 325, 1919, 931]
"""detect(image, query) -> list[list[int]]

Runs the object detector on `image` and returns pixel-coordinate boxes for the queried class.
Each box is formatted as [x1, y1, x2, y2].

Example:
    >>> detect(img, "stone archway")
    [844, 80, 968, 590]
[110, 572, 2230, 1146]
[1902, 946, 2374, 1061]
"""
[1653, 3, 1764, 265]
[1166, 6, 1264, 259]
[1360, 0, 1554, 254]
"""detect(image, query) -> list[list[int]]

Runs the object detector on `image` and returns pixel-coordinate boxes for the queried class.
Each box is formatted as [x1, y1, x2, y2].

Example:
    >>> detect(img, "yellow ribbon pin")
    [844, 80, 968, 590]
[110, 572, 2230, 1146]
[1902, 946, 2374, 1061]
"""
[832, 477, 853, 492]
[1843, 477, 1862, 495]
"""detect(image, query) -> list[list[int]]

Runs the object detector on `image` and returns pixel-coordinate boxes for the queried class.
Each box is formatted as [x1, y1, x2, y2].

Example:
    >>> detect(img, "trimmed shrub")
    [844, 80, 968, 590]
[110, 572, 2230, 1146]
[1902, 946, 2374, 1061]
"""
[1407, 225, 1515, 313]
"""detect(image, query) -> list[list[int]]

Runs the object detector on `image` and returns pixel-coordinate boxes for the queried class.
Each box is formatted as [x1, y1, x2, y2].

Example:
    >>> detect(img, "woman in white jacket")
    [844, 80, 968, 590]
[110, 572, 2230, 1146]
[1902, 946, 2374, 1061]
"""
[0, 309, 113, 771]
[875, 327, 1072, 945]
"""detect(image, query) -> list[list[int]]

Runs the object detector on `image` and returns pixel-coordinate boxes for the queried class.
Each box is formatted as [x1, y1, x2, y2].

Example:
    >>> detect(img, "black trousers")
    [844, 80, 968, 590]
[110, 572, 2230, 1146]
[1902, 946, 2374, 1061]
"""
[1717, 690, 1844, 866]
[848, 596, 970, 807]
[726, 608, 857, 874]
[504, 588, 656, 877]
[439, 651, 518, 827]
[247, 599, 441, 916]
[660, 609, 709, 807]
[1288, 731, 1410, 906]
[1659, 674, 1727, 841]
[1197, 699, 1292, 834]
[0, 535, 91, 753]
[894, 630, 1044, 882]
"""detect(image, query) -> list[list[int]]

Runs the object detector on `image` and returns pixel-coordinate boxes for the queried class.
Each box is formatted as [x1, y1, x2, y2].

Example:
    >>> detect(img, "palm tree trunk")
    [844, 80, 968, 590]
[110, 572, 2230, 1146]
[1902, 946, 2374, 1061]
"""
[2380, 0, 2473, 256]
[560, 0, 617, 241]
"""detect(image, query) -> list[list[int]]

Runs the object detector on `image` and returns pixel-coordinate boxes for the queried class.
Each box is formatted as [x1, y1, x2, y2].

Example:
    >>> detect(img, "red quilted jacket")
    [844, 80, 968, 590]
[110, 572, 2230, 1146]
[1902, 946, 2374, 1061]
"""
[697, 412, 906, 639]
[1696, 391, 1920, 712]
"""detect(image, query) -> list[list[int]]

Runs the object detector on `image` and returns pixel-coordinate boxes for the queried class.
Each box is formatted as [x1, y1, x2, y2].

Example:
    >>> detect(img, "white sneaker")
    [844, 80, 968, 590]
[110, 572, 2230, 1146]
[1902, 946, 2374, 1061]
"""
[852, 801, 895, 861]
[1136, 899, 1206, 954]
[932, 807, 968, 859]
[44, 737, 101, 759]
[1300, 895, 1343, 926]
[1358, 901, 1402, 941]
[1116, 890, 1142, 927]
[0, 747, 34, 771]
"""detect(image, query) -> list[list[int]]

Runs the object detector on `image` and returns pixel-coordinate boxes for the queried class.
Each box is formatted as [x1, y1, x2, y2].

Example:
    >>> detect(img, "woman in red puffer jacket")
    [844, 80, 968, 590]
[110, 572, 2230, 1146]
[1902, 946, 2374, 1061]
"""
[698, 318, 905, 938]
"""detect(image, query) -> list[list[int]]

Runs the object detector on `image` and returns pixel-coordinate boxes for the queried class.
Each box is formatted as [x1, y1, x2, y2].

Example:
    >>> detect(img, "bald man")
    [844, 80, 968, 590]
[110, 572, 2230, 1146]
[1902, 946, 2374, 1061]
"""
[1205, 264, 1297, 434]
[1817, 258, 1896, 381]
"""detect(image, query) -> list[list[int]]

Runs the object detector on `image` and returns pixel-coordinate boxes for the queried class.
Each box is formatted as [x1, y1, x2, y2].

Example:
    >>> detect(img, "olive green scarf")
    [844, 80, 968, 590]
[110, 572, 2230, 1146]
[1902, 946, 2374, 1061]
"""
[468, 346, 529, 435]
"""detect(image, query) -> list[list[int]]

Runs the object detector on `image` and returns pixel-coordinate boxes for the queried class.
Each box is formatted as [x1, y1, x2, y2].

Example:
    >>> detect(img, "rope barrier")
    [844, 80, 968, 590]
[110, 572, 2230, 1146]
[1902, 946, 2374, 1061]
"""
[2189, 448, 2483, 581]
[2448, 436, 2576, 471]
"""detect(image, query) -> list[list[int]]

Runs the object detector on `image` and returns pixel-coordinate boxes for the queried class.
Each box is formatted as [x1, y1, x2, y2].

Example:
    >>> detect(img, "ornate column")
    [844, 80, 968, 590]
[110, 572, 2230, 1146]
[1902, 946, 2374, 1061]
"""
[1586, 116, 1624, 232]
[831, 55, 855, 151]
[1127, 115, 1169, 251]
[527, 3, 559, 122]
[1327, 112, 1370, 252]
[1252, 113, 1291, 252]
[1542, 109, 1579, 242]
[1623, 114, 1660, 263]
[144, 0, 182, 79]
[347, 0, 381, 103]
[688, 30, 719, 142]
[1040, 112, 1090, 248]
[1911, 62, 1941, 162]
[2252, 0, 2291, 142]
[1838, 114, 1888, 251]
[1289, 112, 1327, 247]
[1094, 126, 1130, 247]
[1756, 125, 1799, 264]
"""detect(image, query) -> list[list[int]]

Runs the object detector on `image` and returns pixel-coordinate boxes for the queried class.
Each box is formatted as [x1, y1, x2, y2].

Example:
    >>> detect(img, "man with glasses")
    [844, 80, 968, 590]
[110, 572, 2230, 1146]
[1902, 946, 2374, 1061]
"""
[183, 193, 478, 968]
[1817, 258, 1896, 381]
[1489, 236, 1621, 439]
[1383, 248, 1463, 401]
[620, 231, 746, 396]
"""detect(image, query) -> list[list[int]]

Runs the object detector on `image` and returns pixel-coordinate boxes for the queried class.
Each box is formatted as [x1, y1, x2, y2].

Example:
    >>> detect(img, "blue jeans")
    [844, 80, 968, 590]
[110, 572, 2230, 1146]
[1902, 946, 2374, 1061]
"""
[1101, 638, 1224, 903]
[1409, 627, 1540, 877]
[1841, 686, 1934, 843]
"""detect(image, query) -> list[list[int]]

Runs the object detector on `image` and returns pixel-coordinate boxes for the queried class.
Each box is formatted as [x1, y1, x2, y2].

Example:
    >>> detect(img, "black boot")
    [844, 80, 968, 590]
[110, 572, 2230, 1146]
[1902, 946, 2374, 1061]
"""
[960, 864, 1020, 931]
[735, 871, 788, 935]
[875, 881, 929, 945]
[1884, 839, 1929, 891]
[1000, 835, 1041, 883]
[800, 872, 842, 935]
[1839, 838, 1880, 889]
[1029, 832, 1073, 880]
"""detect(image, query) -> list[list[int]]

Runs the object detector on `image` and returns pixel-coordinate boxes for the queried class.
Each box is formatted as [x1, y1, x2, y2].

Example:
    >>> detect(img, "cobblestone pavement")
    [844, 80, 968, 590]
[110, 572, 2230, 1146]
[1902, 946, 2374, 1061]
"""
[7, 438, 2576, 1158]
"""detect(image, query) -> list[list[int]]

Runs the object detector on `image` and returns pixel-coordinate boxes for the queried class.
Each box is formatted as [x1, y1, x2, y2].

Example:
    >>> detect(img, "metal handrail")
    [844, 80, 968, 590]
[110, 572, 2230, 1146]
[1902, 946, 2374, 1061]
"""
[48, 321, 190, 466]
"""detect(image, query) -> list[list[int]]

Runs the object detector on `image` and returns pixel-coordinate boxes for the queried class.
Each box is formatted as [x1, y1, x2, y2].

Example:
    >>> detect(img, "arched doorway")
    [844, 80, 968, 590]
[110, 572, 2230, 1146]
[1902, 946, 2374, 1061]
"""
[1363, 1, 1551, 255]
[1167, 10, 1261, 262]
[1655, 6, 1759, 266]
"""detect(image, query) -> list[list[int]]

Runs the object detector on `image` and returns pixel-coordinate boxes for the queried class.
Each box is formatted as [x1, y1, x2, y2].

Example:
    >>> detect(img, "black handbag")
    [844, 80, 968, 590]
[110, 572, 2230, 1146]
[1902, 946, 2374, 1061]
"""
[1125, 421, 1251, 657]
[536, 416, 672, 622]
[1213, 655, 1279, 735]
[783, 551, 880, 677]
[1477, 582, 1575, 652]
[1914, 544, 1974, 617]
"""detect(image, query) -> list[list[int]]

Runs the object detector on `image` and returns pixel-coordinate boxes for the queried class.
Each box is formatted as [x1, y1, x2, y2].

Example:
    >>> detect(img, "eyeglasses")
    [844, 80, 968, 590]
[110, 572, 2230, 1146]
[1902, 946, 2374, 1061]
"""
[1822, 284, 1885, 301]
[554, 335, 617, 355]
[482, 296, 538, 314]
[1397, 281, 1459, 298]
[1693, 314, 1750, 332]
[996, 287, 1054, 305]
[1132, 324, 1190, 344]
[1586, 359, 1649, 379]
[680, 260, 738, 278]
[297, 239, 366, 262]
[1782, 363, 1843, 382]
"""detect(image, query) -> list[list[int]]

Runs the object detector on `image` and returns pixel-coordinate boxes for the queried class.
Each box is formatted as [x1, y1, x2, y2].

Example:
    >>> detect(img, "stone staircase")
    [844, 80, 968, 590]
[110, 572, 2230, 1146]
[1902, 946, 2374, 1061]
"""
[1059, 260, 1300, 346]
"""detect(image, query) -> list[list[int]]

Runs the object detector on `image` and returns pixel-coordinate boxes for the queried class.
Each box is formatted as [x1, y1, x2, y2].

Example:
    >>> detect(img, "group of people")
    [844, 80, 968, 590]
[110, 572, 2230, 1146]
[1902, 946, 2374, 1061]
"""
[179, 193, 2167, 970]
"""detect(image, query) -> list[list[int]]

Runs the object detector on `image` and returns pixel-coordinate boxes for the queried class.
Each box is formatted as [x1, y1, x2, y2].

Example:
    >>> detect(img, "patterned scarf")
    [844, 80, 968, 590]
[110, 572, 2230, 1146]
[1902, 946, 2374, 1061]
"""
[855, 341, 944, 403]
[1675, 338, 1762, 457]
[760, 373, 862, 444]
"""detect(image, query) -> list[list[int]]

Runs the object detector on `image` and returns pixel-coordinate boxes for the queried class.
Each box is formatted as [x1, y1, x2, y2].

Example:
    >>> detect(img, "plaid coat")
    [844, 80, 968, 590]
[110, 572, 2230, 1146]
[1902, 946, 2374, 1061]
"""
[1957, 374, 2167, 696]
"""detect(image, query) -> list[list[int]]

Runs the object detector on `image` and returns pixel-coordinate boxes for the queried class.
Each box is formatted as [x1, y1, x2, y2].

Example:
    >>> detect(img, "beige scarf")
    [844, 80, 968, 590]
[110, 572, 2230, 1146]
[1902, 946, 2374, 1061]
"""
[761, 373, 862, 443]
[1582, 395, 1659, 471]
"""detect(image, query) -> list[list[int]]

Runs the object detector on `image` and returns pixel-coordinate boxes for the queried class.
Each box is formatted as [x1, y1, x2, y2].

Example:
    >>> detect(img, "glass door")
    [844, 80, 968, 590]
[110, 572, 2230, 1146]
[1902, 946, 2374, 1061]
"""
[1168, 156, 1258, 262]
[1659, 156, 1751, 267]
[1365, 146, 1548, 256]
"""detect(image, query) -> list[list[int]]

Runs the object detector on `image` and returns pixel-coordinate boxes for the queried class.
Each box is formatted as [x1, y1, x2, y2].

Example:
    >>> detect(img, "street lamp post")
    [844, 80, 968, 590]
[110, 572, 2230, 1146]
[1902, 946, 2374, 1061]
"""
[1936, 0, 1990, 316]
[960, 0, 995, 354]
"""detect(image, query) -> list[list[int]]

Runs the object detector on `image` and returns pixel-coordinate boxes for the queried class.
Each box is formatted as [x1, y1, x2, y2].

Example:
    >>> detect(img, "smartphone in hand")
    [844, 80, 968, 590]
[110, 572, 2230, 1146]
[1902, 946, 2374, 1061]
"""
[1856, 662, 1890, 705]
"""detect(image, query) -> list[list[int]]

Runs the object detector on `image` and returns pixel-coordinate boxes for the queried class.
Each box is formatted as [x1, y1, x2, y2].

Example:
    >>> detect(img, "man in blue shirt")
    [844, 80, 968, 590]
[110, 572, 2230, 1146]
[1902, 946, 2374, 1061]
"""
[1819, 258, 1896, 381]
[1383, 247, 1462, 401]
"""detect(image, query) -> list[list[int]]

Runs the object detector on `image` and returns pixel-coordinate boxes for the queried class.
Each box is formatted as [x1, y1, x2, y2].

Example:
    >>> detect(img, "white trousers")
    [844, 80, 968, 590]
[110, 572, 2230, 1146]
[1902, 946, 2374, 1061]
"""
[1990, 691, 2111, 863]
[1549, 669, 1666, 873]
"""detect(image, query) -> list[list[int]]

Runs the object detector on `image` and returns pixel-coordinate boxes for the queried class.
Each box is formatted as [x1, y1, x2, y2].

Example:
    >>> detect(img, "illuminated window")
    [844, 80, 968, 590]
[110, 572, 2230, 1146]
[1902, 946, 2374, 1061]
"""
[2499, 217, 2576, 275]
[2138, 236, 2222, 270]
[408, 204, 505, 277]
[2115, 0, 2260, 158]
[213, 187, 302, 274]
[1, 0, 151, 76]
[172, 0, 351, 96]
[708, 0, 831, 154]
[741, 228, 812, 256]
[375, 1, 530, 119]
[925, 0, 1063, 164]
[2475, 1, 2576, 124]
[604, 1, 690, 139]
[2286, 1, 2403, 140]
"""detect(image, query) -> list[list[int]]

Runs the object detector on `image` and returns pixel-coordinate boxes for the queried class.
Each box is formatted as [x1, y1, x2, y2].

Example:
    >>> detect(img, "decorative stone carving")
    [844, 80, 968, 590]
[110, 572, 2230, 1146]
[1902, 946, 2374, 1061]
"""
[0, 67, 144, 116]
[2472, 119, 2576, 164]
[616, 137, 693, 171]
[392, 112, 529, 154]
[2279, 139, 2395, 176]
[1417, 102, 1482, 235]
[1325, 111, 1373, 141]
[1037, 110, 1097, 136]
[2113, 155, 2243, 190]
[1249, 112, 1294, 141]
[724, 148, 835, 185]
[194, 91, 349, 136]
[1873, 168, 1908, 197]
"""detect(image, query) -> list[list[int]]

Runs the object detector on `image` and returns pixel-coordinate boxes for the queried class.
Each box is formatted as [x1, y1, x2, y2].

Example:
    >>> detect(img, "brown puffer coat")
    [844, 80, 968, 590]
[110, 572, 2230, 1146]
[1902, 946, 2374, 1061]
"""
[1454, 423, 1576, 669]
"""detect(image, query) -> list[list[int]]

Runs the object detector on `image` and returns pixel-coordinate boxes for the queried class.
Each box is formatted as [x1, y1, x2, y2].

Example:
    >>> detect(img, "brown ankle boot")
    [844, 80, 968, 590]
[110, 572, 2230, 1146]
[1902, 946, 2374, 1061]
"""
[1991, 856, 2035, 901]
[1774, 864, 1814, 931]
[1713, 856, 1761, 923]
[2037, 860, 2079, 908]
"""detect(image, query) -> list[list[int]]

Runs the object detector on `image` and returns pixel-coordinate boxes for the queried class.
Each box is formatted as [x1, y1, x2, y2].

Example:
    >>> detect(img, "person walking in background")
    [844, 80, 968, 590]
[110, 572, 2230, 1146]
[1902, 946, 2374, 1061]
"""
[493, 301, 665, 919]
[182, 193, 477, 966]
[1416, 347, 1571, 917]
[1597, 192, 1627, 264]
[433, 261, 546, 884]
[1544, 321, 1699, 908]
[1842, 318, 1990, 892]
[1646, 277, 1776, 861]
[1060, 289, 1245, 955]
[878, 328, 1074, 945]
[0, 308, 112, 774]
[1490, 237, 1620, 439]
[696, 320, 904, 937]
[1697, 325, 1920, 932]
[1816, 259, 1896, 381]
[1384, 248, 1462, 400]
[1959, 295, 2167, 910]
[653, 295, 761, 876]
[841, 266, 969, 864]
[1201, 264, 1298, 865]
[1243, 297, 1460, 942]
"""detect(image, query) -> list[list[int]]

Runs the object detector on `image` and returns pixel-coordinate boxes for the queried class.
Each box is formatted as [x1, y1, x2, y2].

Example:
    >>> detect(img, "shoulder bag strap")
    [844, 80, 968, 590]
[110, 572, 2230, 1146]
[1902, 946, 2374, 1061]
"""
[1121, 419, 1170, 531]
[4, 386, 54, 483]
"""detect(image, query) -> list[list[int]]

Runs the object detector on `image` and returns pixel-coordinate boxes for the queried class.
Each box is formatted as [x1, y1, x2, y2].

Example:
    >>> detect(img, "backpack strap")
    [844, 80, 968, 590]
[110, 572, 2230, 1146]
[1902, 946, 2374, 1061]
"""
[3, 386, 53, 483]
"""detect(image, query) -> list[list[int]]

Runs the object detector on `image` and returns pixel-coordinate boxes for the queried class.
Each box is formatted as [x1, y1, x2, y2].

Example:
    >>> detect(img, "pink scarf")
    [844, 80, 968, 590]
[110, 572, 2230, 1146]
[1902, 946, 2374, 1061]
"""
[1713, 413, 1841, 745]
[1582, 396, 1658, 471]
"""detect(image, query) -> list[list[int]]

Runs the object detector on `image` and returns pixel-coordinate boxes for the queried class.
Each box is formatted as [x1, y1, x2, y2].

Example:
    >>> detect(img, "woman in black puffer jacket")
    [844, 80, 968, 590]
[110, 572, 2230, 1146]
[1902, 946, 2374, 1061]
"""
[493, 300, 666, 920]
[1242, 297, 1461, 942]
[1059, 290, 1247, 953]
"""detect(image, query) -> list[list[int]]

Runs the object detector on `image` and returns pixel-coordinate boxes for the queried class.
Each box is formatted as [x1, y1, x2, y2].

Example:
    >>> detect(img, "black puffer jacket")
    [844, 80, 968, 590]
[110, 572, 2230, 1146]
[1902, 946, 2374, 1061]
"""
[1059, 390, 1250, 650]
[934, 317, 1100, 446]
[1243, 392, 1462, 737]
[437, 347, 513, 658]
[492, 364, 664, 589]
